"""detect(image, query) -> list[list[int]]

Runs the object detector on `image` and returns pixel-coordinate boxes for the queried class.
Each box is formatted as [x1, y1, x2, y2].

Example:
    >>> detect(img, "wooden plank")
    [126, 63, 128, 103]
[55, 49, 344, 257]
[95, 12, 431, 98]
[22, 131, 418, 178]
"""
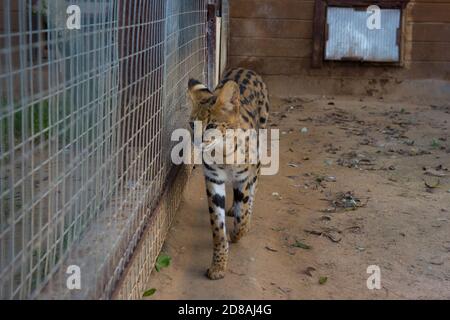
[407, 22, 450, 42]
[327, 0, 409, 8]
[409, 42, 450, 61]
[240, 56, 398, 77]
[409, 3, 450, 22]
[230, 18, 313, 39]
[229, 56, 311, 75]
[404, 61, 450, 79]
[230, 0, 314, 20]
[229, 55, 450, 79]
[229, 37, 312, 58]
[411, 0, 450, 3]
[311, 0, 326, 68]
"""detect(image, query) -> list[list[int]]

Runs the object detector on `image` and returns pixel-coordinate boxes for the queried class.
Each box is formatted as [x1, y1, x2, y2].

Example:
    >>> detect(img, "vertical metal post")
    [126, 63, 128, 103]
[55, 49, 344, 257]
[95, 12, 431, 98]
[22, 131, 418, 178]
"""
[206, 3, 216, 89]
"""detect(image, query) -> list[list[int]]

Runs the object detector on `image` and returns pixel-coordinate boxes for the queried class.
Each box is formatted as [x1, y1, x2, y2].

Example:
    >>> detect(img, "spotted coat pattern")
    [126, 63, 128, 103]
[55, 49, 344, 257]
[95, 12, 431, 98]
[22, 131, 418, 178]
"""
[188, 68, 270, 280]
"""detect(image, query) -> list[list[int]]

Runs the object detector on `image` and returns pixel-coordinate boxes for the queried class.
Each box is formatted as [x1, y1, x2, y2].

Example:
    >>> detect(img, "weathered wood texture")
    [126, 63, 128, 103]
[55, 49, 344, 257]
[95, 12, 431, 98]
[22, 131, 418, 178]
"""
[228, 0, 450, 80]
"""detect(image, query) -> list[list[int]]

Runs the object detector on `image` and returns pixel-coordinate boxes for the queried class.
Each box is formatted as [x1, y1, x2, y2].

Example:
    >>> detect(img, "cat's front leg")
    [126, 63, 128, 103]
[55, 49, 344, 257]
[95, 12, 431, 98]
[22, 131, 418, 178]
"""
[205, 177, 228, 280]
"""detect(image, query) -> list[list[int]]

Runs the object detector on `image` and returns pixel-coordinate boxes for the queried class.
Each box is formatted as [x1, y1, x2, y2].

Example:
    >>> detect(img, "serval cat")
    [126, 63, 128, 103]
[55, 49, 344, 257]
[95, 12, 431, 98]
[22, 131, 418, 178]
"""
[187, 68, 270, 279]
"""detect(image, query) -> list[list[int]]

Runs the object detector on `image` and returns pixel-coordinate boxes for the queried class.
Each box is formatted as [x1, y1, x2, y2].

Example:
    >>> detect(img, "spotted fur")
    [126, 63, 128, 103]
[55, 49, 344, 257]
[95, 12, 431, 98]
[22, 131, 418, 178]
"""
[188, 68, 269, 280]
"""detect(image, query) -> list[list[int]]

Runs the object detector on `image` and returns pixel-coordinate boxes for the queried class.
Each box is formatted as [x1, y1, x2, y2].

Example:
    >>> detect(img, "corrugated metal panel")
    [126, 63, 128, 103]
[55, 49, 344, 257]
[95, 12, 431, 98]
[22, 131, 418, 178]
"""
[325, 7, 401, 62]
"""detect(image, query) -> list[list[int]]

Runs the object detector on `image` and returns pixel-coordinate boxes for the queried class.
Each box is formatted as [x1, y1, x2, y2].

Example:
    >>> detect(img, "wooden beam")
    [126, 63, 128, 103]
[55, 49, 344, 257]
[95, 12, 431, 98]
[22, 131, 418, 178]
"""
[311, 0, 326, 68]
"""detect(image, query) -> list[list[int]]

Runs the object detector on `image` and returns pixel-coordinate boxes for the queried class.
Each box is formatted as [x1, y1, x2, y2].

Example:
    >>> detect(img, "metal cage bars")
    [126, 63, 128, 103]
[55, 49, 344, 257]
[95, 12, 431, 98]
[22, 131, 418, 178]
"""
[0, 0, 208, 299]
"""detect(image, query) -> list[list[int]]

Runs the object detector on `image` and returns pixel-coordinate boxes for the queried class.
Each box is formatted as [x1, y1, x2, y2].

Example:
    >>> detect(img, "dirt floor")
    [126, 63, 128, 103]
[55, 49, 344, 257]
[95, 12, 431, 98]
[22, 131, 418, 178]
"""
[144, 95, 450, 299]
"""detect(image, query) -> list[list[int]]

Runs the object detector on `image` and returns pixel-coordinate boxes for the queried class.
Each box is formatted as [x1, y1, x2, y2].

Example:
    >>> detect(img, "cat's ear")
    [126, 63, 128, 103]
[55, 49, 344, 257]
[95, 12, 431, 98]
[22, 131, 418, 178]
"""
[216, 81, 240, 113]
[188, 79, 212, 104]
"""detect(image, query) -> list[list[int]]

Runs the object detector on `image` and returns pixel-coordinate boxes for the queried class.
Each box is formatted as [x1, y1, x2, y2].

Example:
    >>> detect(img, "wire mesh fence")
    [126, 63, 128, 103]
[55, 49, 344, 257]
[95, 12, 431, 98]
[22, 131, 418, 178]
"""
[0, 0, 209, 299]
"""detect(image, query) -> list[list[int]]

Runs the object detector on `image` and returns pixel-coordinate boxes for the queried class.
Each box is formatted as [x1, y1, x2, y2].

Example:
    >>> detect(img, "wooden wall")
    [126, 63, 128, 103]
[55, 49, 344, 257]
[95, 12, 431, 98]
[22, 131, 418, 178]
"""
[228, 0, 450, 83]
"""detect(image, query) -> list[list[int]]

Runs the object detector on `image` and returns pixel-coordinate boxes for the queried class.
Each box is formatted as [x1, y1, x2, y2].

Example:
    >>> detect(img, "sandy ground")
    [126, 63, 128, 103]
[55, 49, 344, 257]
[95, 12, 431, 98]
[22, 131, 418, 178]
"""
[144, 95, 450, 299]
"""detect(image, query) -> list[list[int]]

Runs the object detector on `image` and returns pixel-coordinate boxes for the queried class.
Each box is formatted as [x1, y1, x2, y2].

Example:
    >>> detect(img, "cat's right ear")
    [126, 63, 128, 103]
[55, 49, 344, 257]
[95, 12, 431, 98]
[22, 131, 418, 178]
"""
[188, 79, 212, 104]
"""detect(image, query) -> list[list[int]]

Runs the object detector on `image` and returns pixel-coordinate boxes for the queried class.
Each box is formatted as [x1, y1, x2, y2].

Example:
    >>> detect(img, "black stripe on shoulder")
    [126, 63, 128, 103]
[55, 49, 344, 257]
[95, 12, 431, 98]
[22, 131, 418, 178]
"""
[235, 69, 244, 82]
[206, 176, 225, 185]
[203, 162, 216, 172]
[237, 167, 249, 174]
[223, 69, 234, 79]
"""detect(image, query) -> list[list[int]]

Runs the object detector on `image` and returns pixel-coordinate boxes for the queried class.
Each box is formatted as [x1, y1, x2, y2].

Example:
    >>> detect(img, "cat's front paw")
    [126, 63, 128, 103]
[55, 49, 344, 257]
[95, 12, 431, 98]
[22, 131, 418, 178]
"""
[230, 227, 249, 243]
[229, 231, 242, 243]
[206, 267, 226, 280]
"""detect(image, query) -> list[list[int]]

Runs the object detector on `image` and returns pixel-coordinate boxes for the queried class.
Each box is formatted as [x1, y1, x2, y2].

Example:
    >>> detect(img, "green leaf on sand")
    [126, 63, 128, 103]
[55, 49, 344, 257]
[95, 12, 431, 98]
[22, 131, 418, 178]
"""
[155, 253, 171, 272]
[142, 288, 156, 297]
[293, 241, 311, 250]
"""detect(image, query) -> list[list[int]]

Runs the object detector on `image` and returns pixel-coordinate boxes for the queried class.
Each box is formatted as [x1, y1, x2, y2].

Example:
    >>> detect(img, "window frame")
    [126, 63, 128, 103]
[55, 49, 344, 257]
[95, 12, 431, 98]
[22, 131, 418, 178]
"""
[311, 0, 410, 68]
